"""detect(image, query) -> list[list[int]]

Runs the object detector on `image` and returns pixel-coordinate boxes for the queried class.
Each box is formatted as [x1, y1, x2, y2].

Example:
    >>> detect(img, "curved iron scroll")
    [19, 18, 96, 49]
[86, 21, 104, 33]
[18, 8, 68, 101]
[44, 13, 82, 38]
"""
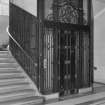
[47, 0, 81, 24]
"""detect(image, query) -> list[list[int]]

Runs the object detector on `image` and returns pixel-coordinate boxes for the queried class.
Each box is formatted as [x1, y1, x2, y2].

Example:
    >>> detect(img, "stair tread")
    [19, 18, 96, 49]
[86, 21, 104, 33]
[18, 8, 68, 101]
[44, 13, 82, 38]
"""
[0, 73, 23, 76]
[12, 97, 43, 105]
[0, 75, 25, 80]
[0, 92, 35, 101]
[0, 82, 29, 87]
[0, 60, 16, 63]
[0, 85, 33, 95]
[0, 62, 17, 64]
[0, 53, 11, 55]
[0, 78, 26, 82]
[0, 67, 16, 70]
[0, 89, 34, 95]
[0, 52, 12, 56]
[0, 51, 42, 105]
[0, 89, 35, 97]
[0, 58, 15, 60]
[0, 68, 19, 72]
[0, 83, 30, 90]
[0, 51, 9, 54]
[0, 70, 22, 73]
[0, 64, 18, 68]
[0, 57, 15, 60]
[0, 95, 43, 105]
[0, 55, 12, 58]
[0, 85, 33, 93]
[0, 63, 18, 66]
[0, 79, 27, 86]
[0, 73, 24, 76]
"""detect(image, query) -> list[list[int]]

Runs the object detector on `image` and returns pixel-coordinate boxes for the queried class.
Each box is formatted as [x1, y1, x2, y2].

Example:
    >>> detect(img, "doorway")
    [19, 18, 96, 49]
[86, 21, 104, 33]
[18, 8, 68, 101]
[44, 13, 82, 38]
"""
[59, 30, 77, 96]
[58, 28, 91, 97]
[39, 0, 93, 95]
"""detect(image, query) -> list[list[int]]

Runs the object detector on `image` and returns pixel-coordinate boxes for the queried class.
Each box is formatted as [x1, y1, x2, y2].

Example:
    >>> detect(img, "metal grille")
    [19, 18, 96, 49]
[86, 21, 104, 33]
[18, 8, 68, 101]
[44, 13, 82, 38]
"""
[44, 0, 88, 25]
[43, 28, 54, 90]
[9, 3, 39, 88]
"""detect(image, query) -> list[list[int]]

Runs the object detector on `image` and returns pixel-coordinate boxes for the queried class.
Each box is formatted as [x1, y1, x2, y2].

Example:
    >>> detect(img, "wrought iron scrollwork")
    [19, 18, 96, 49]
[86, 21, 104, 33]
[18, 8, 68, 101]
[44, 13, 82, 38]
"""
[47, 0, 81, 24]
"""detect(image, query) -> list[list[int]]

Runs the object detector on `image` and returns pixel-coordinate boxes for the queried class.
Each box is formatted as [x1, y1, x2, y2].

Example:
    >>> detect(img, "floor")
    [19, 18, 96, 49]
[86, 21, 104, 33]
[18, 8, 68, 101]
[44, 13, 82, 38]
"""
[45, 83, 105, 105]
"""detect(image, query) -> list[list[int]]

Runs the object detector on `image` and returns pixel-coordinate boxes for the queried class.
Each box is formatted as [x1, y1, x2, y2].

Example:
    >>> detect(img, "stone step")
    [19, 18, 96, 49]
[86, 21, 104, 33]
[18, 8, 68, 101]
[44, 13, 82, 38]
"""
[12, 96, 43, 105]
[0, 78, 26, 84]
[0, 81, 29, 87]
[0, 51, 43, 105]
[0, 74, 25, 80]
[0, 53, 12, 58]
[0, 72, 23, 76]
[0, 69, 22, 73]
[0, 51, 9, 54]
[0, 63, 18, 68]
[0, 78, 27, 86]
[0, 84, 32, 95]
[0, 68, 19, 71]
[0, 96, 43, 105]
[0, 92, 35, 103]
[0, 58, 16, 63]
[0, 82, 29, 89]
[0, 88, 35, 98]
[0, 85, 33, 94]
[0, 89, 34, 96]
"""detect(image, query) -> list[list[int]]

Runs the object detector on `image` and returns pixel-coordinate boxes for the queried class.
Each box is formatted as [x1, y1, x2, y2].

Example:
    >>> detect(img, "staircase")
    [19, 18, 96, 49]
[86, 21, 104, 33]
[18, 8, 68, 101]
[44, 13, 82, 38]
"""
[0, 51, 43, 105]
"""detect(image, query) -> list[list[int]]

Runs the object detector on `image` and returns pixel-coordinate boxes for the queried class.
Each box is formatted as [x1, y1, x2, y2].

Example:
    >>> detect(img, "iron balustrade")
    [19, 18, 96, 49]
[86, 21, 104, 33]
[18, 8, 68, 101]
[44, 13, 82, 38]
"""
[9, 33, 39, 88]
[9, 3, 40, 90]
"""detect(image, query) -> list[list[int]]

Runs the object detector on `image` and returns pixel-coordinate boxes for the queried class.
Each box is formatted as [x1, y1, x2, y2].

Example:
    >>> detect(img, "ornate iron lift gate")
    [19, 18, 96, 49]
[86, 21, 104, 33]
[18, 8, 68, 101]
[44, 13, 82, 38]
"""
[38, 0, 93, 96]
[9, 0, 93, 97]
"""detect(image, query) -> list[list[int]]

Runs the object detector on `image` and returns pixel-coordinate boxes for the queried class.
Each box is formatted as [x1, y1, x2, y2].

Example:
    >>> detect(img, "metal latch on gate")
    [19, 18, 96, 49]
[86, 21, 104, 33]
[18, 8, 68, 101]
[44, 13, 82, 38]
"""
[44, 59, 47, 69]
[65, 60, 71, 64]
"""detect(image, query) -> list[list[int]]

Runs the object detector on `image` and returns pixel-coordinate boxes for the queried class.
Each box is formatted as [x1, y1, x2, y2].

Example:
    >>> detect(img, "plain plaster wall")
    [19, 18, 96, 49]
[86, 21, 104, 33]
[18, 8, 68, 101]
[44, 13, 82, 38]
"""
[0, 0, 9, 15]
[93, 0, 105, 83]
[10, 0, 37, 16]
